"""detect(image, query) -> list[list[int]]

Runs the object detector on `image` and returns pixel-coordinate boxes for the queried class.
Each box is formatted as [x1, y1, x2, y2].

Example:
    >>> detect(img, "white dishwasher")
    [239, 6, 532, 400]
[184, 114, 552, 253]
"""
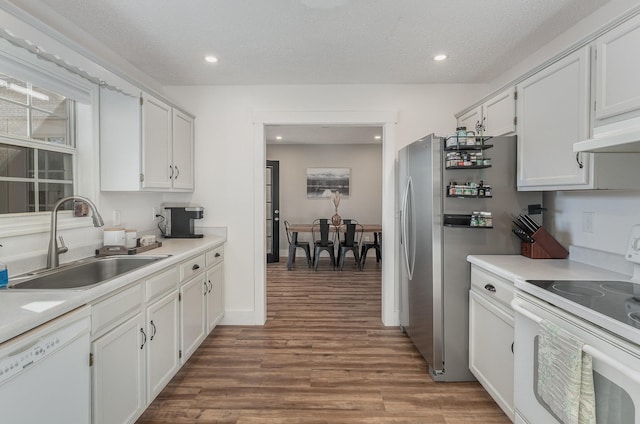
[0, 306, 91, 424]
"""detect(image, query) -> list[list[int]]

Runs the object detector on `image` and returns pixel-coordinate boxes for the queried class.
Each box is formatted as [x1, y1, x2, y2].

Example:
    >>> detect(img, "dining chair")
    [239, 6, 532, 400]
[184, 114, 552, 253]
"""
[337, 222, 363, 271]
[312, 219, 335, 270]
[284, 220, 312, 268]
[360, 231, 382, 268]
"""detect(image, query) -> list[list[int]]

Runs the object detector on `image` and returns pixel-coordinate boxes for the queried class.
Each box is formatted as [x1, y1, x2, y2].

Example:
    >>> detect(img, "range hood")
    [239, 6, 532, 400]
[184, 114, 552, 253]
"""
[574, 119, 640, 153]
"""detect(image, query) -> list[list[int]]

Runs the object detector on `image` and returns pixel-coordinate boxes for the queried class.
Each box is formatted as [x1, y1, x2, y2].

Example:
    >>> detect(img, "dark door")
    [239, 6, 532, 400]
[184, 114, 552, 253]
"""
[266, 160, 280, 263]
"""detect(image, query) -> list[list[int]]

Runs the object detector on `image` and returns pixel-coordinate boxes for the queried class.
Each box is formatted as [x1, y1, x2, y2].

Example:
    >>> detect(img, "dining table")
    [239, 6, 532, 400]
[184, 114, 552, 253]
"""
[286, 223, 382, 270]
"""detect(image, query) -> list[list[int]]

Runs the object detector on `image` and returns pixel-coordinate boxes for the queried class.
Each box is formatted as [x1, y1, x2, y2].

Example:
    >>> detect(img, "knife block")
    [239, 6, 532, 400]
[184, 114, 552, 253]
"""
[521, 227, 569, 259]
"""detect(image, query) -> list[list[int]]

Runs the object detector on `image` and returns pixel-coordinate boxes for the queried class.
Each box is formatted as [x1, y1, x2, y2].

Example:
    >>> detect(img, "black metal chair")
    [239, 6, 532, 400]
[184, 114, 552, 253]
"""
[312, 219, 335, 270]
[361, 231, 382, 268]
[337, 222, 363, 271]
[284, 220, 312, 269]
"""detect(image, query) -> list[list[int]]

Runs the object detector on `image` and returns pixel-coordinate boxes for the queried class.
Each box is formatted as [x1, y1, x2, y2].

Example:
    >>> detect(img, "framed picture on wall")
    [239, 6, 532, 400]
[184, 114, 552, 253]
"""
[306, 167, 350, 198]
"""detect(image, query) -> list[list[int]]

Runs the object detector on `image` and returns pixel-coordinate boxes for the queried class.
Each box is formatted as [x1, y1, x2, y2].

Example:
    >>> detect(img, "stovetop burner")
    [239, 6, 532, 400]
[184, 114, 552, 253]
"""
[525, 279, 640, 335]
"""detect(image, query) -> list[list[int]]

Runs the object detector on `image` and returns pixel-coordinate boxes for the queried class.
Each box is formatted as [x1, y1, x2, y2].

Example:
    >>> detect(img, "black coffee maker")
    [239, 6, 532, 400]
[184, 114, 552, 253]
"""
[163, 204, 204, 238]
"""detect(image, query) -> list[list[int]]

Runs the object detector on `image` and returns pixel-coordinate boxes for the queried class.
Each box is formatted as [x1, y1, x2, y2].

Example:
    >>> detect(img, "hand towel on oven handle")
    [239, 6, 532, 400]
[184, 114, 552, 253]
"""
[537, 319, 596, 424]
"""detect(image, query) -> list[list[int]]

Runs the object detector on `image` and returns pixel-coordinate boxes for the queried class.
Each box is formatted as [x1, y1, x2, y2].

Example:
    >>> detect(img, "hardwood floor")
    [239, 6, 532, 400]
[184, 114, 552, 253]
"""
[137, 257, 509, 423]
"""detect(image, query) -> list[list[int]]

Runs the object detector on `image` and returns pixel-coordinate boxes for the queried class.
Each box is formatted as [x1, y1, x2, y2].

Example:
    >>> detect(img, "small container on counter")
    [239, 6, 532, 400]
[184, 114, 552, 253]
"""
[125, 229, 137, 248]
[103, 227, 126, 246]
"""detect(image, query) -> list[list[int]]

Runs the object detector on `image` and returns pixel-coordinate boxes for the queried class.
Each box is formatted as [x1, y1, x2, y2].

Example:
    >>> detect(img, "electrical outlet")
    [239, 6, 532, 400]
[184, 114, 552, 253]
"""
[112, 210, 121, 226]
[152, 207, 159, 220]
[582, 211, 594, 233]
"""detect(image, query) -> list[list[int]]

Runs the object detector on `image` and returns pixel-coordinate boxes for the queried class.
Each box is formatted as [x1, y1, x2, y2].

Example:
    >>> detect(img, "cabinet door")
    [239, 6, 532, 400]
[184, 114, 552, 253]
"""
[146, 290, 180, 403]
[482, 88, 516, 136]
[206, 264, 224, 333]
[172, 109, 195, 191]
[99, 87, 142, 191]
[141, 93, 172, 189]
[457, 106, 482, 133]
[516, 46, 591, 190]
[595, 14, 640, 123]
[180, 273, 206, 363]
[92, 313, 146, 424]
[469, 291, 514, 421]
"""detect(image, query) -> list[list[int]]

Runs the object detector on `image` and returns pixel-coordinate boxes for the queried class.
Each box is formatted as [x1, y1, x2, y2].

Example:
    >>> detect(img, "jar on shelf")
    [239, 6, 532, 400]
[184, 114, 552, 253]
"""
[480, 211, 493, 227]
[456, 126, 467, 145]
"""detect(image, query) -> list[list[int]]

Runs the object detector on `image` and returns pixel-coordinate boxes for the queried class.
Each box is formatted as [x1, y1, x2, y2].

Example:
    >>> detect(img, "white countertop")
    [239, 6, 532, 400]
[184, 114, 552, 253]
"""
[466, 254, 629, 283]
[0, 235, 225, 344]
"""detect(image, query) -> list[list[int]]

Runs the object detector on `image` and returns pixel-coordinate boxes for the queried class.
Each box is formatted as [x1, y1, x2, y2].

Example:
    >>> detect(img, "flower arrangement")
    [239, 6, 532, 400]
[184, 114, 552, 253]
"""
[331, 191, 341, 211]
[330, 191, 342, 226]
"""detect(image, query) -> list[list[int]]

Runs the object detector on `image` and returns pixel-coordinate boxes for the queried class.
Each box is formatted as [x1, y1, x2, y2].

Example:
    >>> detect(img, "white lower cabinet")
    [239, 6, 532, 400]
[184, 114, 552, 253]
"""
[92, 312, 146, 424]
[179, 273, 207, 363]
[206, 263, 225, 333]
[146, 291, 180, 402]
[469, 266, 515, 422]
[90, 243, 224, 423]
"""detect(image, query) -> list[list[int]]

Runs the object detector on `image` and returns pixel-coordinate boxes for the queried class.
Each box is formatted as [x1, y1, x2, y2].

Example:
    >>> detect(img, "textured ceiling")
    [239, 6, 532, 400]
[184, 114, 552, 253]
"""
[10, 0, 611, 86]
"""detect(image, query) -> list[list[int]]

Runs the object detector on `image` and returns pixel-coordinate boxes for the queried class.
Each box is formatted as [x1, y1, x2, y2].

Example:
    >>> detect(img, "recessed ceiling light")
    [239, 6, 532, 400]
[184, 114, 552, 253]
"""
[204, 55, 218, 63]
[276, 136, 283, 140]
[433, 54, 447, 62]
[374, 135, 381, 140]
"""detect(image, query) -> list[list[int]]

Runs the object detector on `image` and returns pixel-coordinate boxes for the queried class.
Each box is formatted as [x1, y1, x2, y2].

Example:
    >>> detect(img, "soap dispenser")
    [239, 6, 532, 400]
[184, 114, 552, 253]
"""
[0, 244, 7, 288]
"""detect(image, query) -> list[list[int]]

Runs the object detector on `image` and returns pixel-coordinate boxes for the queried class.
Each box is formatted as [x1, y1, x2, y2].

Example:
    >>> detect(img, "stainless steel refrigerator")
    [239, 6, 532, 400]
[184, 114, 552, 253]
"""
[398, 134, 541, 382]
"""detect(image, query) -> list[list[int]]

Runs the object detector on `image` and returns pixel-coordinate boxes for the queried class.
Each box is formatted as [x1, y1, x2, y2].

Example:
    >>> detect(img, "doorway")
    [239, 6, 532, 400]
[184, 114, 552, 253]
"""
[254, 110, 398, 326]
[266, 160, 280, 263]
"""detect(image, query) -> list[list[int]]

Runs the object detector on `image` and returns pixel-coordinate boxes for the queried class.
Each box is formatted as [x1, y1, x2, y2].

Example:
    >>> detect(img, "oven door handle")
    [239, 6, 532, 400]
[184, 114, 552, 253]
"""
[512, 299, 640, 385]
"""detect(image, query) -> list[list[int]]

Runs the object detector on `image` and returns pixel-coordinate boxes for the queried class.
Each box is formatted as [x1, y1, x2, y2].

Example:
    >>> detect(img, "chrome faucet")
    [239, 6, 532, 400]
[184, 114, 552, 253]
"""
[47, 196, 105, 269]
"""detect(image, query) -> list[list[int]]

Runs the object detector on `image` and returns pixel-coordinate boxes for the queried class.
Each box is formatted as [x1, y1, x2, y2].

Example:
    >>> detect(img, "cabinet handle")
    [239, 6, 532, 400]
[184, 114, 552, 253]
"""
[175, 166, 180, 179]
[208, 279, 213, 294]
[204, 280, 208, 295]
[140, 328, 147, 350]
[215, 252, 221, 258]
[511, 342, 514, 354]
[192, 264, 200, 271]
[576, 152, 584, 169]
[484, 284, 496, 292]
[150, 320, 157, 341]
[169, 165, 174, 179]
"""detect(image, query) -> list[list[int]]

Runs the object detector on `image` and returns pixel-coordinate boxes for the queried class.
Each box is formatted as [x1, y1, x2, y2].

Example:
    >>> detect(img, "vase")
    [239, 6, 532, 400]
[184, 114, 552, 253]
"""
[331, 212, 342, 226]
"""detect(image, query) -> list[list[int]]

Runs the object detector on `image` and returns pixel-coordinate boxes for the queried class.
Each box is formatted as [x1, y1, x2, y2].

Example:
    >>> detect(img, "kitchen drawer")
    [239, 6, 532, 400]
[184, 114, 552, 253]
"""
[179, 254, 206, 281]
[206, 245, 224, 268]
[91, 283, 143, 338]
[470, 266, 514, 309]
[145, 266, 178, 303]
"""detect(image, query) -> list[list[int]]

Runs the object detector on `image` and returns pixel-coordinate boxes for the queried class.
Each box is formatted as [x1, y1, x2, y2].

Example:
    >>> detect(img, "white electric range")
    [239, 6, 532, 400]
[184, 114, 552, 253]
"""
[512, 225, 640, 424]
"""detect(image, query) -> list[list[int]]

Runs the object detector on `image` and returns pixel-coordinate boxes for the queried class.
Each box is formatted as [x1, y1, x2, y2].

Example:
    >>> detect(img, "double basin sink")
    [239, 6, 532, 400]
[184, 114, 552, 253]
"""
[7, 255, 169, 290]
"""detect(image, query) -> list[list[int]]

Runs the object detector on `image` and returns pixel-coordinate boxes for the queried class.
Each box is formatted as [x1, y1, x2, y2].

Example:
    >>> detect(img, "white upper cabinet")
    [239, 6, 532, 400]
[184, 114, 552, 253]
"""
[456, 88, 516, 137]
[516, 46, 637, 190]
[594, 13, 640, 125]
[482, 88, 516, 136]
[516, 47, 592, 190]
[141, 93, 173, 190]
[171, 109, 195, 191]
[100, 87, 195, 192]
[457, 106, 481, 134]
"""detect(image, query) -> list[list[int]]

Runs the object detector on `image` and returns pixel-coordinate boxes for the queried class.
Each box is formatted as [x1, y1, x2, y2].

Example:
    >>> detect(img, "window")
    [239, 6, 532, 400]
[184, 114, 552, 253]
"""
[0, 72, 75, 214]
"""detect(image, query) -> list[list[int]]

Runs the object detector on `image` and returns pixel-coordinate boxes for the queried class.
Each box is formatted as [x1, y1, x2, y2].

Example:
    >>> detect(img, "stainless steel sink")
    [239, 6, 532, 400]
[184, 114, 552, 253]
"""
[8, 255, 170, 290]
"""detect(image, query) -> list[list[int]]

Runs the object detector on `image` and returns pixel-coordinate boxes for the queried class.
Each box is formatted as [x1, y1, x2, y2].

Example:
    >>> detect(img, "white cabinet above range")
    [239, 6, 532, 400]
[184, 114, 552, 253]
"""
[99, 87, 195, 192]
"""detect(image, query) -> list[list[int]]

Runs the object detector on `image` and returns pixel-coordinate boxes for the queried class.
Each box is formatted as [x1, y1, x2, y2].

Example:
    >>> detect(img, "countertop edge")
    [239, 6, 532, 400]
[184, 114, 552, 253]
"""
[0, 235, 226, 344]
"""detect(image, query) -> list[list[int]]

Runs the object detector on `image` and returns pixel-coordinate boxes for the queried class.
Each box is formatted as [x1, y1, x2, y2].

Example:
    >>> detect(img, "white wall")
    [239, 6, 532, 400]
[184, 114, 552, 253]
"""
[163, 84, 485, 325]
[266, 143, 382, 257]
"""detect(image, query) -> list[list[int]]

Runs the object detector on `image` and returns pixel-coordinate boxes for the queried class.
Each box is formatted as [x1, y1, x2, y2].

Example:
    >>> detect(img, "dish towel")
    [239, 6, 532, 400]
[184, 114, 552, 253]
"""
[537, 319, 596, 424]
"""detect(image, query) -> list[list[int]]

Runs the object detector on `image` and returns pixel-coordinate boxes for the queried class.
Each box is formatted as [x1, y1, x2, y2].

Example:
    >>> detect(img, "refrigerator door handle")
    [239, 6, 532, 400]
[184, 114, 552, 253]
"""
[401, 176, 409, 275]
[406, 176, 416, 280]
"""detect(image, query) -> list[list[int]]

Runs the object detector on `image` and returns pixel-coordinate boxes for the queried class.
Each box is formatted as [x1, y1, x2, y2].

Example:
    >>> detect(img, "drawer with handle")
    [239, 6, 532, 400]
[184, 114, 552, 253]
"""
[470, 265, 514, 309]
[206, 245, 224, 268]
[180, 254, 206, 281]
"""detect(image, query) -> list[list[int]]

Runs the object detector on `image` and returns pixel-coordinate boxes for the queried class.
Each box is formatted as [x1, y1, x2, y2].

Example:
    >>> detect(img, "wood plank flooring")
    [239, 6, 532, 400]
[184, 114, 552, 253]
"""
[137, 257, 510, 423]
